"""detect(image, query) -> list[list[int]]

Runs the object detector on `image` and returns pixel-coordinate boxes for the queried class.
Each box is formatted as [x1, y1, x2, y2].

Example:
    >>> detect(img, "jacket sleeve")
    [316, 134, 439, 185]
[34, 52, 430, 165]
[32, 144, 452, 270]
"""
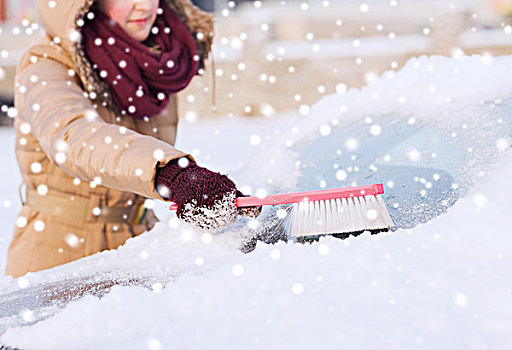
[15, 56, 191, 201]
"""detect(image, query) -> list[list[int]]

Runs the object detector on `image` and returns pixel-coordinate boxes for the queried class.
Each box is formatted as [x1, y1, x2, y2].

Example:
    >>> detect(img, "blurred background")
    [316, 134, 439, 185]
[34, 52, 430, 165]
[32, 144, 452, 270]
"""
[0, 0, 512, 126]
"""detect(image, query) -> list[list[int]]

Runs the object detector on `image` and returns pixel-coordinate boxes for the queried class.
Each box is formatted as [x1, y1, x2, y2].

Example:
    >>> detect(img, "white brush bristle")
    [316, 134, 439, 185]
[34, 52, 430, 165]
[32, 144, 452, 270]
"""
[287, 195, 394, 238]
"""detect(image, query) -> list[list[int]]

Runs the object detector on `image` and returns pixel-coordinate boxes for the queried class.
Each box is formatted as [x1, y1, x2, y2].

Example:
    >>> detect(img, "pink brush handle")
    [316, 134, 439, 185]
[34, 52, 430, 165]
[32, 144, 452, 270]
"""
[168, 183, 384, 210]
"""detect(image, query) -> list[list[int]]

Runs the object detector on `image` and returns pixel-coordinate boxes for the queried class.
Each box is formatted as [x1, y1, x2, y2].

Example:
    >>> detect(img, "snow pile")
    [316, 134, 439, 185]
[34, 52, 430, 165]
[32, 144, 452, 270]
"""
[287, 54, 512, 144]
[1, 55, 512, 349]
[277, 54, 512, 195]
[0, 218, 247, 293]
[2, 152, 512, 349]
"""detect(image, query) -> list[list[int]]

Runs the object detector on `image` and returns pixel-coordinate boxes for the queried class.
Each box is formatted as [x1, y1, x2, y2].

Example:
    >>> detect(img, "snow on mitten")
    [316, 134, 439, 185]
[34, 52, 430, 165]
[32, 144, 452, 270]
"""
[155, 158, 240, 231]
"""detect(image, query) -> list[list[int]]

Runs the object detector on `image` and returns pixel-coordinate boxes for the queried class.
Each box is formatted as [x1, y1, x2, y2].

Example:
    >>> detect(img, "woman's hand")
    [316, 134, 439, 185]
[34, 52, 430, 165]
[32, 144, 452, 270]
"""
[155, 158, 261, 231]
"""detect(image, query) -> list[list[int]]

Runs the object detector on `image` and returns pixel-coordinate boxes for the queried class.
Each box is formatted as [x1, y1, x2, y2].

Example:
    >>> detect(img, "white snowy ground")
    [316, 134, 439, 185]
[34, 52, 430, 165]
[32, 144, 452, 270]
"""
[1, 55, 512, 349]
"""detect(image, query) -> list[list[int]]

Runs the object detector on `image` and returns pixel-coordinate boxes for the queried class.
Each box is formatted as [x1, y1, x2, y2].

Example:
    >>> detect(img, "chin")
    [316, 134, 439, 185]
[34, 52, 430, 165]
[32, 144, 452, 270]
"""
[131, 31, 151, 42]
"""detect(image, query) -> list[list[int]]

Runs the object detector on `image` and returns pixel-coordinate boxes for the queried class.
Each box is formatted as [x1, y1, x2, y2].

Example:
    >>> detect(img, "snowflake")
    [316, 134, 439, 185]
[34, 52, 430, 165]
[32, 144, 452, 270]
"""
[291, 283, 304, 295]
[299, 105, 310, 116]
[335, 83, 347, 94]
[249, 134, 262, 146]
[16, 216, 27, 228]
[65, 233, 80, 248]
[269, 248, 281, 260]
[33, 220, 45, 232]
[147, 338, 162, 350]
[370, 125, 382, 136]
[30, 162, 42, 173]
[336, 169, 347, 181]
[320, 125, 331, 136]
[232, 264, 244, 276]
[55, 152, 66, 164]
[453, 293, 469, 307]
[37, 184, 48, 195]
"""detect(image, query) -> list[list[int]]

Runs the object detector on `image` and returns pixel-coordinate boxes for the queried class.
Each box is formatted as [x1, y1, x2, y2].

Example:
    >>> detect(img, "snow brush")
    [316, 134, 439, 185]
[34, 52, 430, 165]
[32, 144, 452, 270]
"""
[168, 183, 394, 237]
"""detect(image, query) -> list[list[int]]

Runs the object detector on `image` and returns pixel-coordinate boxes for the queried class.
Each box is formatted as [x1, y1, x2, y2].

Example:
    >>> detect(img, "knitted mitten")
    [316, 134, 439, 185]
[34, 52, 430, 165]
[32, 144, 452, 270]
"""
[155, 158, 260, 231]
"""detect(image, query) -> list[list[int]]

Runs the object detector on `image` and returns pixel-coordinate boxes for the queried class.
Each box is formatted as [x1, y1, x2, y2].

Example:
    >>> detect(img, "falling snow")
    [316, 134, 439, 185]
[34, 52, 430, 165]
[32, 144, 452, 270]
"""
[0, 0, 512, 347]
[1, 54, 510, 349]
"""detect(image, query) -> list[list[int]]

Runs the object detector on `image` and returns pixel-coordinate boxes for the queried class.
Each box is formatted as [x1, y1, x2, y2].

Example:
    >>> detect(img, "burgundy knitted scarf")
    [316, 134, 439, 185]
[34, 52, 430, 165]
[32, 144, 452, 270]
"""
[82, 3, 199, 120]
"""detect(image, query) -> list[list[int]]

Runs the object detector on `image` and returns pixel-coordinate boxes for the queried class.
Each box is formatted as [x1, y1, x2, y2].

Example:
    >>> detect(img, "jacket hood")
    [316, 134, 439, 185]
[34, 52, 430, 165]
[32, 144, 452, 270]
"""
[34, 0, 214, 111]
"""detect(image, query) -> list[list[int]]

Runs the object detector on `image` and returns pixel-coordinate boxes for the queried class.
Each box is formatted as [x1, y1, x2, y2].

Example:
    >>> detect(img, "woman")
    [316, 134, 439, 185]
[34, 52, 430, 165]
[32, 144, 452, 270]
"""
[6, 0, 259, 278]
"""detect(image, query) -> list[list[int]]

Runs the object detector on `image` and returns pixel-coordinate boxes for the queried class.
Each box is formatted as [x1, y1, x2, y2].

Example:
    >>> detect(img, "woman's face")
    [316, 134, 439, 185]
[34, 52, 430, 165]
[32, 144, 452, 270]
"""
[97, 0, 160, 42]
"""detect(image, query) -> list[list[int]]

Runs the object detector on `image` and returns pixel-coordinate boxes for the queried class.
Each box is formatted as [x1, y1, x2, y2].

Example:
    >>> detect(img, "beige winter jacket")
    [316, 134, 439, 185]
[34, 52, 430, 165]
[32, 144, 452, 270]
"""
[6, 0, 213, 278]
